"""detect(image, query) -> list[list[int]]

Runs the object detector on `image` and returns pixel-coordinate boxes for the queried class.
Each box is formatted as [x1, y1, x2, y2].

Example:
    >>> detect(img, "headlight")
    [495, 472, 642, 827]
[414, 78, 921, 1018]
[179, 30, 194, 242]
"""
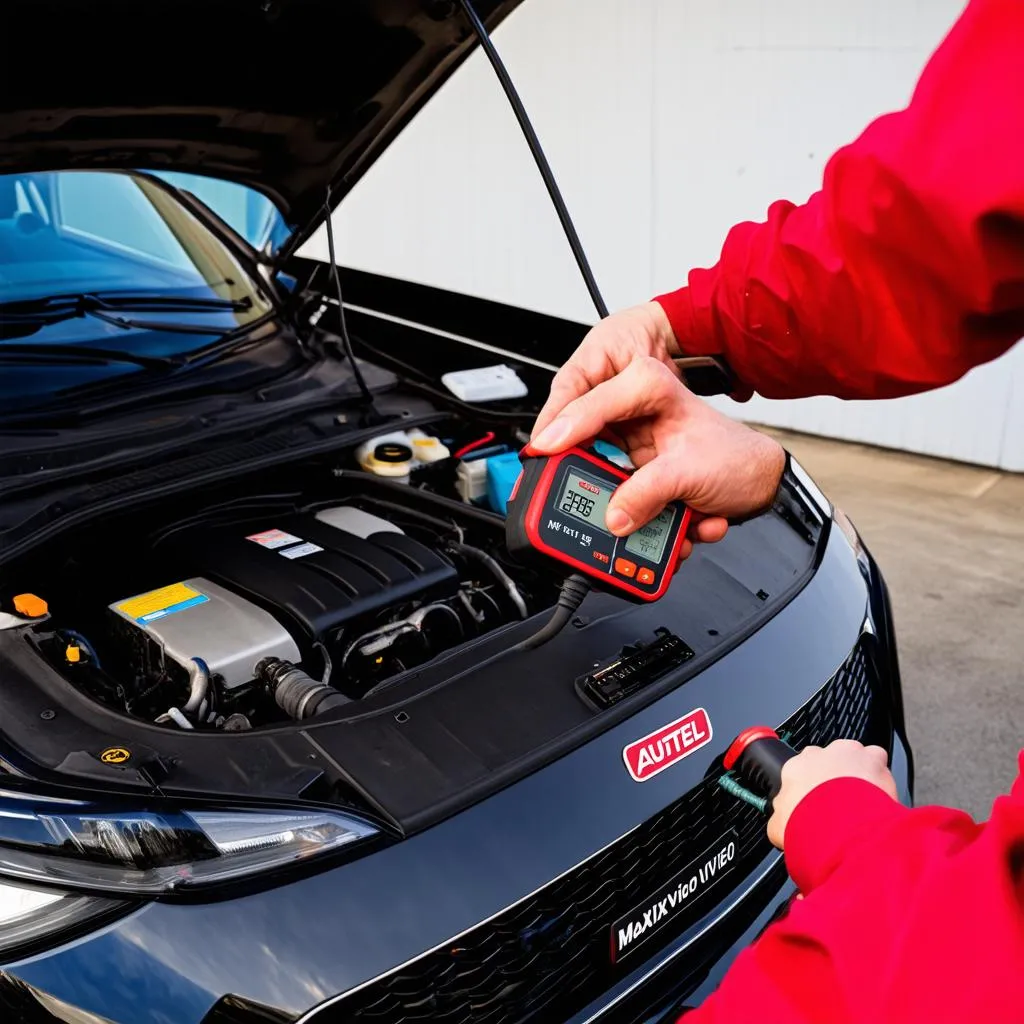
[0, 787, 378, 896]
[0, 881, 121, 958]
[833, 505, 870, 575]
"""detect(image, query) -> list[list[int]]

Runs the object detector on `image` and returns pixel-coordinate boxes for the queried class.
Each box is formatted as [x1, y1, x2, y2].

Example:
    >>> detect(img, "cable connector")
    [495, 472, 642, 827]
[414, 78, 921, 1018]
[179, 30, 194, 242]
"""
[555, 573, 592, 612]
[717, 772, 769, 815]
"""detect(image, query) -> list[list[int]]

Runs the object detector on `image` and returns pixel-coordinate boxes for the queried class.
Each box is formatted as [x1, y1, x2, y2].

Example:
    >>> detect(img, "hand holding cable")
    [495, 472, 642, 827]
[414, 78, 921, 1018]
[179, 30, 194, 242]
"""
[723, 731, 899, 850]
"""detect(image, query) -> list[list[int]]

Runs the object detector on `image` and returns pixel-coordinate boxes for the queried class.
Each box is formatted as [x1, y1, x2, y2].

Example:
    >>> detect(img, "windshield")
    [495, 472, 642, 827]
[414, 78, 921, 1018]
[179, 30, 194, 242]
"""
[0, 169, 275, 409]
[148, 171, 290, 253]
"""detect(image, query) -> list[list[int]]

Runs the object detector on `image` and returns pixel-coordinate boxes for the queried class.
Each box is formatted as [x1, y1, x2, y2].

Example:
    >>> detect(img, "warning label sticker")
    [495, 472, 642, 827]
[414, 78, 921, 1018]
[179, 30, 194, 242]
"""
[279, 542, 322, 560]
[116, 583, 209, 624]
[246, 529, 303, 550]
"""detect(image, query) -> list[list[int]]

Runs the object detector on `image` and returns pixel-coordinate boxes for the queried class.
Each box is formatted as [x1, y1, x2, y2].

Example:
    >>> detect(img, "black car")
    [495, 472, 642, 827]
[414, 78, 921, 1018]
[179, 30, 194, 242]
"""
[0, 2, 912, 1022]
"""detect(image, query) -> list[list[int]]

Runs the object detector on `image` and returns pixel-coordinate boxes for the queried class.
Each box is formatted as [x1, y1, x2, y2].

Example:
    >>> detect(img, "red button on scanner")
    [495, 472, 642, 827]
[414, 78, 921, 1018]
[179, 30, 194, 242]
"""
[637, 567, 656, 585]
[614, 558, 636, 578]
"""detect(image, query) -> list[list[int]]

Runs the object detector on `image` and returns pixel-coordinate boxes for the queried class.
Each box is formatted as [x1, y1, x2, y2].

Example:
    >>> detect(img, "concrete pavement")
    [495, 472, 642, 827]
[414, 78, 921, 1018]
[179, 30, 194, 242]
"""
[770, 429, 1024, 820]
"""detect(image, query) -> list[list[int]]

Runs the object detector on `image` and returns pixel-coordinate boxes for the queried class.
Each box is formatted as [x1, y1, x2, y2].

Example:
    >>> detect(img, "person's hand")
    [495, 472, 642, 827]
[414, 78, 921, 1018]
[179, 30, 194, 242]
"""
[767, 740, 898, 850]
[533, 302, 680, 439]
[530, 356, 784, 550]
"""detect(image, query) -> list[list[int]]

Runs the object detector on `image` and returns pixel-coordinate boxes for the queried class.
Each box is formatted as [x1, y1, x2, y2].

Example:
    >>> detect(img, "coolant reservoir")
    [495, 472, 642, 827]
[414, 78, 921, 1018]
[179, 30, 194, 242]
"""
[407, 429, 450, 464]
[356, 430, 449, 482]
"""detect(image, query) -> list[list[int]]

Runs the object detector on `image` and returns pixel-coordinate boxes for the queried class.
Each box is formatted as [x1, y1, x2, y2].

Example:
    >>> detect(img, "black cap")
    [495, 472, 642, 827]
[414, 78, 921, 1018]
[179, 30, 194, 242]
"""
[373, 442, 413, 464]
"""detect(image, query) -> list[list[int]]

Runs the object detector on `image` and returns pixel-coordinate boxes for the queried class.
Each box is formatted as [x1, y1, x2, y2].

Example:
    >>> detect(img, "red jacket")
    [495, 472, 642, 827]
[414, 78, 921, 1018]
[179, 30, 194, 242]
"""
[655, 0, 1024, 402]
[678, 768, 1024, 1023]
[654, 1, 1024, 1020]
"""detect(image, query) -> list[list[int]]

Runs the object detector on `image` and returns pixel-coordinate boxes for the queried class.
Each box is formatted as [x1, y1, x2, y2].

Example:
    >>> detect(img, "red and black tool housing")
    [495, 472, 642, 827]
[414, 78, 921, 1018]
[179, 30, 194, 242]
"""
[506, 445, 691, 602]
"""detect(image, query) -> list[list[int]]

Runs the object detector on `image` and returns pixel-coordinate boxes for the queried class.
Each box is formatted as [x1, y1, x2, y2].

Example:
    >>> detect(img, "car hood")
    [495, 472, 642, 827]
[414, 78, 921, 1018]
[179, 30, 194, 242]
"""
[0, 0, 523, 255]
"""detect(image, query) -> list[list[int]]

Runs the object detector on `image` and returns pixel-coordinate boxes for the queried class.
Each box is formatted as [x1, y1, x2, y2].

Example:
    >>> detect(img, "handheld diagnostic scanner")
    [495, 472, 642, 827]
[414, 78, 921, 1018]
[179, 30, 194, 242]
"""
[505, 445, 691, 602]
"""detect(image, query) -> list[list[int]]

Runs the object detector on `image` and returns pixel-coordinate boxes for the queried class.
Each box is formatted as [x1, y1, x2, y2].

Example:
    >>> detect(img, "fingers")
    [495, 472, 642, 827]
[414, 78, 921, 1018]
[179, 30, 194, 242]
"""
[694, 516, 729, 543]
[674, 538, 694, 568]
[533, 303, 677, 437]
[672, 519, 725, 571]
[532, 357, 678, 455]
[534, 361, 593, 438]
[768, 740, 898, 850]
[605, 456, 686, 535]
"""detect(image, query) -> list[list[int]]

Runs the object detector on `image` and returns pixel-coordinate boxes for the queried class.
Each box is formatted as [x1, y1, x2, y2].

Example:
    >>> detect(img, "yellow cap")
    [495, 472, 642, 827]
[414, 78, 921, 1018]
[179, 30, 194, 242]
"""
[65, 645, 82, 664]
[13, 593, 48, 618]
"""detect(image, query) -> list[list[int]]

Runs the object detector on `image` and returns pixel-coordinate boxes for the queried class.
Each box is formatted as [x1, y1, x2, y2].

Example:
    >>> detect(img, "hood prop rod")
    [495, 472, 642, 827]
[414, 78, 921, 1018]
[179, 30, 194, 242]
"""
[321, 185, 378, 413]
[458, 0, 609, 320]
[460, 0, 610, 649]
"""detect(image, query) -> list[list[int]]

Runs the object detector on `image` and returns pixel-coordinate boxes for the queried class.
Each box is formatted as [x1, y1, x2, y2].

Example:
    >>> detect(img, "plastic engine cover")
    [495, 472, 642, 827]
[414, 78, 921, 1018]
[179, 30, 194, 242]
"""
[109, 578, 301, 690]
[157, 508, 458, 647]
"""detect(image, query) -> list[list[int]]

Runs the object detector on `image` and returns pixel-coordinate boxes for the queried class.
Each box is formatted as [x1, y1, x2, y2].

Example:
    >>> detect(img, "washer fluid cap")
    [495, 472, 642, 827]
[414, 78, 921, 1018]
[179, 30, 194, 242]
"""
[374, 442, 413, 464]
[13, 593, 48, 618]
[360, 438, 414, 479]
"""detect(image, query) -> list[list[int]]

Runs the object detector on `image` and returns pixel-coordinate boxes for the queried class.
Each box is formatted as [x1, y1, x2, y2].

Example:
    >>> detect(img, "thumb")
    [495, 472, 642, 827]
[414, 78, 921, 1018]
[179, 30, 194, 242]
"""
[605, 455, 688, 536]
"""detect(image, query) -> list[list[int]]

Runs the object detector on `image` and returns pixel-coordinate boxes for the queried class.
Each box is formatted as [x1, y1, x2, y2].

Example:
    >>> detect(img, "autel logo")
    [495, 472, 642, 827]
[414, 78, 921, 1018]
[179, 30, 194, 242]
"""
[622, 708, 712, 782]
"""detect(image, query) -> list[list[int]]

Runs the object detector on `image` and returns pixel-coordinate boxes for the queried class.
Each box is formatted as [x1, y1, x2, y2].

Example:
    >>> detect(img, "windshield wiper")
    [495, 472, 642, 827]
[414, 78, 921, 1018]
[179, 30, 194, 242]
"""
[0, 293, 253, 338]
[0, 344, 178, 369]
[2, 292, 252, 314]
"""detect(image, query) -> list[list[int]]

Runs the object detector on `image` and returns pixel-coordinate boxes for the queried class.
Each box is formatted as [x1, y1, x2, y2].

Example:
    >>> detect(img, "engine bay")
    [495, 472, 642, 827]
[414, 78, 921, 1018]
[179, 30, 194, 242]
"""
[9, 420, 563, 733]
[0, 387, 825, 821]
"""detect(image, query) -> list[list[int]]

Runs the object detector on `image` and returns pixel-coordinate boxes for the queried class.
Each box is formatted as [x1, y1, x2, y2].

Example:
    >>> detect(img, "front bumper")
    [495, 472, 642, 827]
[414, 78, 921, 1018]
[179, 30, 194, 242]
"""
[574, 732, 912, 1024]
[0, 517, 910, 1024]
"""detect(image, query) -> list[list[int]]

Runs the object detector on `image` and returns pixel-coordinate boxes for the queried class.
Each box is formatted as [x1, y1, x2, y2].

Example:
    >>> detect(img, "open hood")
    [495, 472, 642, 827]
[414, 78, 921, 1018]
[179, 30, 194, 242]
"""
[0, 0, 523, 255]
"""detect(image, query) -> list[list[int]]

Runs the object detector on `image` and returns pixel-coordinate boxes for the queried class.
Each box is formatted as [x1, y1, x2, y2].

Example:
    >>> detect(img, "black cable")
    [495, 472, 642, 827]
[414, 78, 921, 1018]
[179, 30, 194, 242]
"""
[460, 1, 607, 646]
[512, 573, 590, 651]
[460, 0, 606, 648]
[322, 187, 375, 406]
[458, 0, 609, 320]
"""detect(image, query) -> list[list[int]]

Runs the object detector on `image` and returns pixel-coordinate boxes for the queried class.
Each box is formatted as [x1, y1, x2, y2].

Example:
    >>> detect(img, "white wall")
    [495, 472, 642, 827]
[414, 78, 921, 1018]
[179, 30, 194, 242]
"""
[303, 0, 1024, 471]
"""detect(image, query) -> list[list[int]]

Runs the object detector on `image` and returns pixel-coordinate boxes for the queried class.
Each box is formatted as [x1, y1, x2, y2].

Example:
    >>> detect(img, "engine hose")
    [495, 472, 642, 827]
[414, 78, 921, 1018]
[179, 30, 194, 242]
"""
[448, 542, 528, 619]
[354, 497, 462, 539]
[512, 574, 590, 652]
[256, 658, 351, 720]
[313, 641, 333, 685]
[341, 603, 462, 670]
[408, 602, 463, 632]
[342, 622, 416, 670]
[156, 707, 194, 730]
[331, 471, 510, 531]
[182, 657, 211, 715]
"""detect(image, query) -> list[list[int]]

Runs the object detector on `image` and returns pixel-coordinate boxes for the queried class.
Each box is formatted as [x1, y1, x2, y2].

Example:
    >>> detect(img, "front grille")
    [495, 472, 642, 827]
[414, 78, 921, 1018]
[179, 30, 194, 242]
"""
[323, 640, 887, 1024]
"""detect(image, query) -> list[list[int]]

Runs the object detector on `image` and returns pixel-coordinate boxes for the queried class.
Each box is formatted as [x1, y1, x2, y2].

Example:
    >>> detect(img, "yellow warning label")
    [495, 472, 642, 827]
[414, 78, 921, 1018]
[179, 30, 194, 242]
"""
[100, 747, 131, 764]
[116, 582, 202, 622]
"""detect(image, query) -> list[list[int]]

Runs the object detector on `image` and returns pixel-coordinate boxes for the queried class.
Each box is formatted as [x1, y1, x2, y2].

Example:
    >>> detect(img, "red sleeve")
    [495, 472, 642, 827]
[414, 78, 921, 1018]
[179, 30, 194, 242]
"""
[655, 0, 1024, 400]
[679, 756, 1024, 1023]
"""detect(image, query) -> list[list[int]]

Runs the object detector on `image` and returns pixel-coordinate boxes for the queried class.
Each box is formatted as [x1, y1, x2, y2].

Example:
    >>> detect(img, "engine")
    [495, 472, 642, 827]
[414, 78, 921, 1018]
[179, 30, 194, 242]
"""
[26, 453, 552, 731]
[101, 504, 470, 722]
